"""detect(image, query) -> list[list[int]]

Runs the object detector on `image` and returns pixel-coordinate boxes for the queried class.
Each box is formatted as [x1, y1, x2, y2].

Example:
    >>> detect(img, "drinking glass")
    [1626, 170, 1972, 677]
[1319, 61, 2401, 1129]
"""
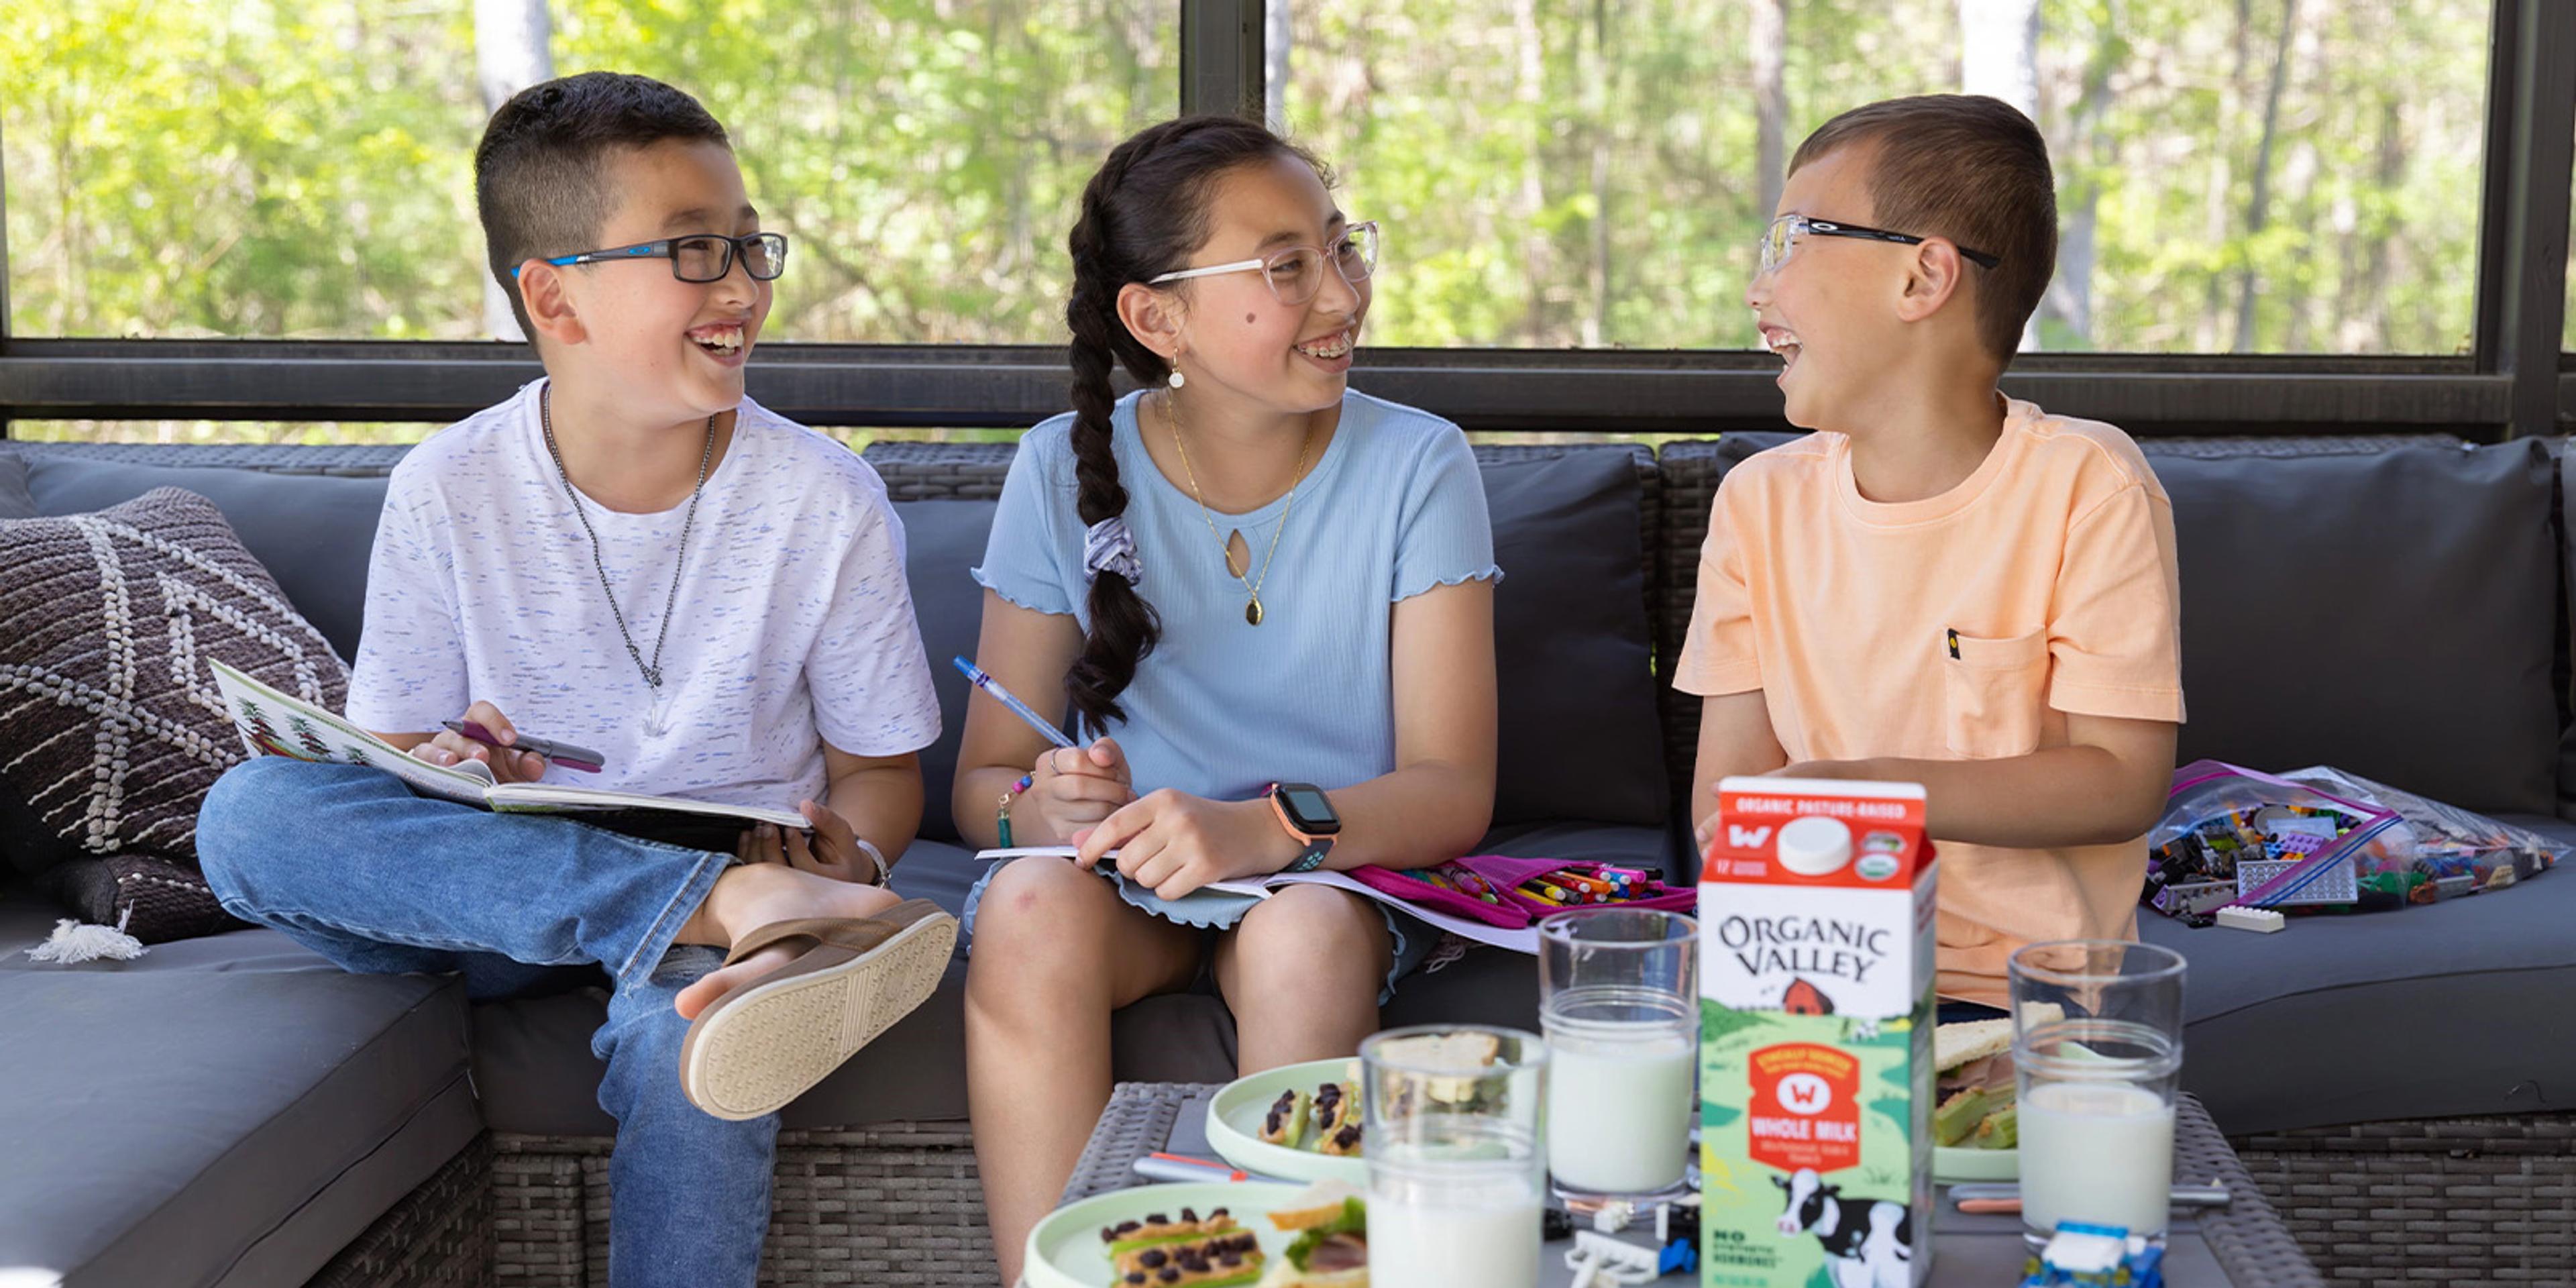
[1360, 1024, 1549, 1288]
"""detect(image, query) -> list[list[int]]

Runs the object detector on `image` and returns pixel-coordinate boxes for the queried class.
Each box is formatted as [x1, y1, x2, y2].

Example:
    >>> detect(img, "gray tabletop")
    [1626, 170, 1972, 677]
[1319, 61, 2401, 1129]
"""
[1060, 1083, 2324, 1288]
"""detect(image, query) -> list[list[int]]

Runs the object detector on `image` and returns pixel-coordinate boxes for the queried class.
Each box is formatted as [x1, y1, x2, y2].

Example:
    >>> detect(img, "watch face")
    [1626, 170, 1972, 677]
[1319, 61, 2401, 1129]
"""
[1279, 785, 1340, 834]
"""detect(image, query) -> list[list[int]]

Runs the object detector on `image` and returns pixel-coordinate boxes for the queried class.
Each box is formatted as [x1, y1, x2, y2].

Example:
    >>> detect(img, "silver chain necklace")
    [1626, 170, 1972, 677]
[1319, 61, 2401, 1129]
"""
[539, 385, 714, 692]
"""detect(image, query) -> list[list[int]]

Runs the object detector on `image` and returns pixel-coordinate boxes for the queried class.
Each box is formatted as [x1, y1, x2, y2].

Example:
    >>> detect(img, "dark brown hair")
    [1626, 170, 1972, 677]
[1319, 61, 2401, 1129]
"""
[1790, 94, 2056, 364]
[474, 72, 730, 339]
[1061, 115, 1330, 733]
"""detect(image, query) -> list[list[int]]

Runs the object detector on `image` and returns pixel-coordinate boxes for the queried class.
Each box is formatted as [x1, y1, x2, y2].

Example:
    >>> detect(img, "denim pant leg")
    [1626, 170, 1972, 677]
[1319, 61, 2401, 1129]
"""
[196, 757, 731, 990]
[593, 945, 780, 1288]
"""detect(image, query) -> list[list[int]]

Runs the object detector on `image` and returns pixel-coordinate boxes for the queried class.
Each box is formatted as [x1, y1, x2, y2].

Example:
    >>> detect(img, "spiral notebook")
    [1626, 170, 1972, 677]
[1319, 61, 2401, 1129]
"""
[974, 847, 1689, 954]
[207, 659, 804, 843]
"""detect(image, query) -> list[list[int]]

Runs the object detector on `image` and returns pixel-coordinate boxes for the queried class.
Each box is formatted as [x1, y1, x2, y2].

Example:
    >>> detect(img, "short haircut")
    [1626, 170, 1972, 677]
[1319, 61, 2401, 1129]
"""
[474, 72, 729, 339]
[1790, 94, 2056, 364]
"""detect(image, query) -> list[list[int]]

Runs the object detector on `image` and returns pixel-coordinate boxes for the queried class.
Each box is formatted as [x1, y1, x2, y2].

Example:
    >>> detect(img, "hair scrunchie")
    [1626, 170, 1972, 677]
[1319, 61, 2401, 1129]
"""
[1083, 515, 1142, 585]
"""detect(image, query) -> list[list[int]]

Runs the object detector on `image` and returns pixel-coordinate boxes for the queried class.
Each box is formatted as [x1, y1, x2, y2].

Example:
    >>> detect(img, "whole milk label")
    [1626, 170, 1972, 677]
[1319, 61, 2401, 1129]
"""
[1700, 778, 1935, 1288]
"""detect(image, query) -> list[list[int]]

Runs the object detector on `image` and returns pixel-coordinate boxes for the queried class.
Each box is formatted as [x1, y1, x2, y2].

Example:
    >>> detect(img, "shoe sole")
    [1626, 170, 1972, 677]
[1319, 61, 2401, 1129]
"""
[678, 910, 958, 1121]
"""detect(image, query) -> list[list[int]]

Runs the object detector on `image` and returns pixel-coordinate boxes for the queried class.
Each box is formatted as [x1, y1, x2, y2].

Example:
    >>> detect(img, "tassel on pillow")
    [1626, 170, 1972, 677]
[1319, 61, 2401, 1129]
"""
[25, 906, 148, 965]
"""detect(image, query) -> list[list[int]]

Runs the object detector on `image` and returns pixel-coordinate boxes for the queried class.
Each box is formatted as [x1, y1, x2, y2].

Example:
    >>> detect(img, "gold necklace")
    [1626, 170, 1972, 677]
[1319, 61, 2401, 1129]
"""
[1164, 389, 1313, 627]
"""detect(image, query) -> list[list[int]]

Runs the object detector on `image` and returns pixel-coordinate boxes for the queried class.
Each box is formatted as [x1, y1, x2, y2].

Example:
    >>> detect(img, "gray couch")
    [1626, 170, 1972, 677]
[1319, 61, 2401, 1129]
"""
[1, 429, 2570, 1287]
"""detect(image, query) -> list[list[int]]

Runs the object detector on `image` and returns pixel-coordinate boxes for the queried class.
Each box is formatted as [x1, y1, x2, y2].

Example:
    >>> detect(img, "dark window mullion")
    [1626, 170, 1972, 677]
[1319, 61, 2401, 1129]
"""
[2472, 0, 2575, 438]
[2, 109, 13, 439]
[1179, 0, 1264, 120]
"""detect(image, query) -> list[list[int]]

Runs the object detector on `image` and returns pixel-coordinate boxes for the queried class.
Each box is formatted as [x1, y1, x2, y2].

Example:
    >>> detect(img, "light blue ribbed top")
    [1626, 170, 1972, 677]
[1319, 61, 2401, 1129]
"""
[972, 388, 1499, 800]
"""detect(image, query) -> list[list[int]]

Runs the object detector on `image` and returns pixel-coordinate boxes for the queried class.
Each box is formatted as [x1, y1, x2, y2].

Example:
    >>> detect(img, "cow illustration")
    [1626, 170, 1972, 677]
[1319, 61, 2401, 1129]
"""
[1772, 1169, 1912, 1288]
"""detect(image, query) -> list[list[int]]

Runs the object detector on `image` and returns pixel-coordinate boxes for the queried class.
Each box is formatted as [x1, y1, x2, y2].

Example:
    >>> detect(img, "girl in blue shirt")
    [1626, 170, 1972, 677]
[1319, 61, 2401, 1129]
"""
[955, 115, 1501, 1278]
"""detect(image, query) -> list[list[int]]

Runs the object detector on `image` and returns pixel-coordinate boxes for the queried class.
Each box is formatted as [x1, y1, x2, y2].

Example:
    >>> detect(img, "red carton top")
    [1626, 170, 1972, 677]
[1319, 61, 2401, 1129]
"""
[1702, 778, 1931, 890]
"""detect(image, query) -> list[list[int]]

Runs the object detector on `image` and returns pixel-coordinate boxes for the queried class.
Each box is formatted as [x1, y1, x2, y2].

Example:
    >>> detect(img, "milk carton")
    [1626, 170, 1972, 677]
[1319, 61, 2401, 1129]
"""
[1699, 777, 1936, 1288]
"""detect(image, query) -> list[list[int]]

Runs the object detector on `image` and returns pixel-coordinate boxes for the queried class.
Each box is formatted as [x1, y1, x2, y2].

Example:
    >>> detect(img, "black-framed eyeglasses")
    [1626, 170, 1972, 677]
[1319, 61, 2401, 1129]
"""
[1758, 215, 2000, 276]
[1146, 221, 1381, 306]
[513, 232, 790, 283]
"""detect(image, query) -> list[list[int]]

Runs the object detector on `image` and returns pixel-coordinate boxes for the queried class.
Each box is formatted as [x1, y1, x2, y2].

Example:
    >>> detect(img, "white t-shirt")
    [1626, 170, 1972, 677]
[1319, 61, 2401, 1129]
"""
[345, 380, 941, 812]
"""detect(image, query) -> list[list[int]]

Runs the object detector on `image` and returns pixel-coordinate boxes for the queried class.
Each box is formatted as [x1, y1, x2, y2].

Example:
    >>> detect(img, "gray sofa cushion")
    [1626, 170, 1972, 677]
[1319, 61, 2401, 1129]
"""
[2141, 817, 2576, 1135]
[0, 890, 475, 1288]
[2153, 440, 2562, 816]
[897, 500, 1001, 844]
[2563, 444, 2576, 824]
[0, 452, 33, 519]
[466, 821, 1671, 1134]
[1484, 451, 1667, 827]
[19, 455, 391, 662]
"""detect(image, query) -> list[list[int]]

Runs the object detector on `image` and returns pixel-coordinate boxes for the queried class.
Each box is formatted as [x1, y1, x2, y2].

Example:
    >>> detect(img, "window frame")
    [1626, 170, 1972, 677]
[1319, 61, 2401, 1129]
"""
[2, 0, 2567, 441]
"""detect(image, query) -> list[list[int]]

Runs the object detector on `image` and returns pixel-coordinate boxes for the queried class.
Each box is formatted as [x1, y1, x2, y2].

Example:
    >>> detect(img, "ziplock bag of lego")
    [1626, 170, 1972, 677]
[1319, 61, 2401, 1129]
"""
[2141, 761, 2408, 922]
[2274, 765, 2564, 903]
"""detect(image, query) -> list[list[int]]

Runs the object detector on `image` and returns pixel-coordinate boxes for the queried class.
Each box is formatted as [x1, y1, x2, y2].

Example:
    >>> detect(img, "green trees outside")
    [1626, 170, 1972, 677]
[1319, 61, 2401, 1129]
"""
[3, 1, 1175, 345]
[0, 0, 2506, 395]
[1281, 0, 2487, 354]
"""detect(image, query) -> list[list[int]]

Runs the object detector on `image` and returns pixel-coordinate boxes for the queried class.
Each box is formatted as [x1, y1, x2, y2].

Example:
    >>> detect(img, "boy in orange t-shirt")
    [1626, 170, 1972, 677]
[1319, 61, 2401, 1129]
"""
[1678, 95, 2185, 1011]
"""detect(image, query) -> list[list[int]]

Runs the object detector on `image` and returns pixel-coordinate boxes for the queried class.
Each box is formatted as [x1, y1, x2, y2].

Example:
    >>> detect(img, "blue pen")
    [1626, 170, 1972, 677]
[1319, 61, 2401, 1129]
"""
[952, 657, 1079, 750]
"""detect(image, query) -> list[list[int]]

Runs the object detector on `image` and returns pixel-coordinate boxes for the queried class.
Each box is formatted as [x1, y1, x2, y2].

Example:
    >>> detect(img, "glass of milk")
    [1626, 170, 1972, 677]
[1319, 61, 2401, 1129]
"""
[1538, 908, 1698, 1203]
[2009, 940, 2188, 1247]
[1360, 1025, 1548, 1288]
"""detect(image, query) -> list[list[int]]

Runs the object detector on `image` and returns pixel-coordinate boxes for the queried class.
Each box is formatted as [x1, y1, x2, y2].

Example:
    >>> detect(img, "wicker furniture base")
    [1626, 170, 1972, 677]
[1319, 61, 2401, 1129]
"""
[492, 1124, 994, 1287]
[2232, 1111, 2576, 1284]
[302, 1134, 495, 1288]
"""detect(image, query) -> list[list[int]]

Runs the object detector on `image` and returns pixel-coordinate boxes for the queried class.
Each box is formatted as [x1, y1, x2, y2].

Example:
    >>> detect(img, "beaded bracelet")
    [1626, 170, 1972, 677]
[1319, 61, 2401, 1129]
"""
[995, 773, 1035, 849]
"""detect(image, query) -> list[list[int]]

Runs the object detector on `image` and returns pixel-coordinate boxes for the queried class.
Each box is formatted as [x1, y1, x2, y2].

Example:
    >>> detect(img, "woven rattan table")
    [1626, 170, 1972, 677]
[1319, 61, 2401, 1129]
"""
[1057, 1083, 2324, 1287]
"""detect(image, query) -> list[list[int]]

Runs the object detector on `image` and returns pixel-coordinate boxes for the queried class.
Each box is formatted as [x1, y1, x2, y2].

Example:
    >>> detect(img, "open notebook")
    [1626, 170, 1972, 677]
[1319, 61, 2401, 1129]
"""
[208, 659, 804, 847]
[975, 845, 1544, 953]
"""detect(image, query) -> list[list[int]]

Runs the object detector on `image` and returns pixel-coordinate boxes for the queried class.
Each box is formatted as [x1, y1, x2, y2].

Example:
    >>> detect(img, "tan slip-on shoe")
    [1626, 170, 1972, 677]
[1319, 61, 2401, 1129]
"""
[678, 899, 957, 1121]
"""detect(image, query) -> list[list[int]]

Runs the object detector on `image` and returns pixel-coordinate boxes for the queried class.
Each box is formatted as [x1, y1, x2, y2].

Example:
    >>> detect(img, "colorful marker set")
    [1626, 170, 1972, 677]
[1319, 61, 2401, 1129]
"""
[1409, 862, 1674, 907]
[1409, 864, 1514, 904]
[1519, 865, 1662, 906]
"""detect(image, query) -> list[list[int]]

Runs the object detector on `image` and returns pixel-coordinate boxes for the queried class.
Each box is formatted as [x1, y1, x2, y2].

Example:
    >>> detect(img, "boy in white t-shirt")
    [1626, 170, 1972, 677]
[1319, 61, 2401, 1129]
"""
[194, 72, 949, 1288]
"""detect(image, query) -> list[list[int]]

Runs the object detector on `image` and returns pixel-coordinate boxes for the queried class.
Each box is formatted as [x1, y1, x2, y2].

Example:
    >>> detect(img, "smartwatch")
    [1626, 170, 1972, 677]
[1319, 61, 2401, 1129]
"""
[1267, 782, 1342, 873]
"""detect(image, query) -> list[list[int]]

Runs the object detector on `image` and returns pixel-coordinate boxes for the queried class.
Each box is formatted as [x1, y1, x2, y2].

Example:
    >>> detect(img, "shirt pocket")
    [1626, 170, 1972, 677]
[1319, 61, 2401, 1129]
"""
[1941, 629, 2049, 759]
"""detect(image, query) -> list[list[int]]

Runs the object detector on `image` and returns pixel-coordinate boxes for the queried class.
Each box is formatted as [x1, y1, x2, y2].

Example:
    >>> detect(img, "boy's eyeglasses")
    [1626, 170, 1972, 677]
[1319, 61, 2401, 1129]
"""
[1147, 221, 1381, 307]
[513, 232, 790, 283]
[1757, 215, 1999, 277]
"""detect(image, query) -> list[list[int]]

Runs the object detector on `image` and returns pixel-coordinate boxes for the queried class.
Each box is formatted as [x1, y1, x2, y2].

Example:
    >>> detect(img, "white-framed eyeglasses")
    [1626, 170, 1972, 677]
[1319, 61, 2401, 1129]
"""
[1146, 221, 1381, 306]
[1757, 214, 2000, 278]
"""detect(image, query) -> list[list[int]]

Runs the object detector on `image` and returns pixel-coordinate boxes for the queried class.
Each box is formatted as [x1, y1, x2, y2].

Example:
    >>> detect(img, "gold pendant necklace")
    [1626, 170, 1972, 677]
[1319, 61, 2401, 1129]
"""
[1165, 389, 1312, 627]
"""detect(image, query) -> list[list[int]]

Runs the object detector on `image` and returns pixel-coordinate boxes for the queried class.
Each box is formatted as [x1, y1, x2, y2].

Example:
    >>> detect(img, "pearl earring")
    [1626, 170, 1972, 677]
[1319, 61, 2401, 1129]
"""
[1167, 369, 1186, 389]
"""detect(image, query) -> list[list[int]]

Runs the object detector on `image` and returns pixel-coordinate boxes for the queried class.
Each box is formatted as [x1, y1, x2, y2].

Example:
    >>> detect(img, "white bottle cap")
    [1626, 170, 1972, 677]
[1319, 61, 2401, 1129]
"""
[1776, 816, 1854, 876]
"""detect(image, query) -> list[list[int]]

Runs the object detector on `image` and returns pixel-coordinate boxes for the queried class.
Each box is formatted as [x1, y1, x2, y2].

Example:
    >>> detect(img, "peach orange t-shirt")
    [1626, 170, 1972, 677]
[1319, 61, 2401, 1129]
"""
[1673, 398, 2185, 1007]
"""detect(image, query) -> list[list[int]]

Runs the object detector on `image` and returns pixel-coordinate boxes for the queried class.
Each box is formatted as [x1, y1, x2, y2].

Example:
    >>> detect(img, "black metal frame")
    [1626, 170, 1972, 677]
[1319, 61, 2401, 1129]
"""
[2, 0, 2569, 440]
[1179, 0, 1263, 120]
[2481, 0, 2576, 438]
[1, 107, 10, 384]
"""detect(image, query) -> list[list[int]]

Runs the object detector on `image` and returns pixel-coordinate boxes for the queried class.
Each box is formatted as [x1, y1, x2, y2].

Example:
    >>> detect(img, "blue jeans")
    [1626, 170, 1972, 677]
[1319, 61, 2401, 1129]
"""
[197, 758, 775, 1288]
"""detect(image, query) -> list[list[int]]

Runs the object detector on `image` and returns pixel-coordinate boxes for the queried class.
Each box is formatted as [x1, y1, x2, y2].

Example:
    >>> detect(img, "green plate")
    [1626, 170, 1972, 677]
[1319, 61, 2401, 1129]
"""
[1205, 1057, 1370, 1187]
[1023, 1181, 1302, 1288]
[1931, 1034, 2120, 1183]
[1934, 1143, 2019, 1183]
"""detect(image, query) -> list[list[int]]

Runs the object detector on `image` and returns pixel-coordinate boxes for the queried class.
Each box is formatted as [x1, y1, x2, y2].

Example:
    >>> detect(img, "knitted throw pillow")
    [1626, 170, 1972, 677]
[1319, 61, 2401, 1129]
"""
[0, 487, 350, 942]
